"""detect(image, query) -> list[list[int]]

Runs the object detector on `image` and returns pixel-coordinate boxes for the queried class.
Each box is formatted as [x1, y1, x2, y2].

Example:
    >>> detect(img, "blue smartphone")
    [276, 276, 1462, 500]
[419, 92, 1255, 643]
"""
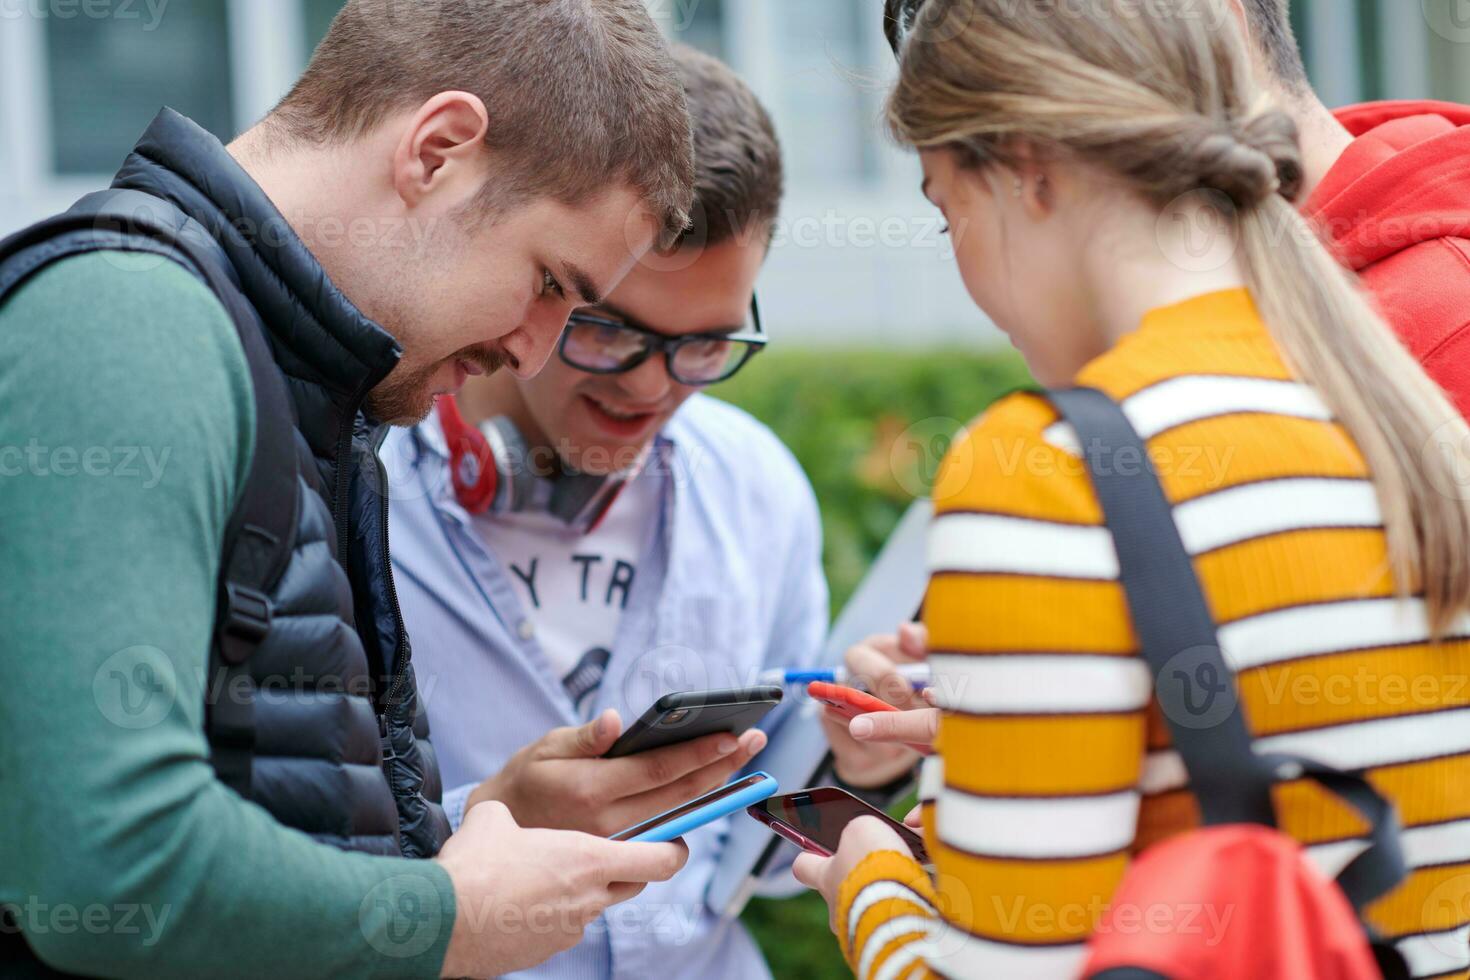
[610, 772, 779, 843]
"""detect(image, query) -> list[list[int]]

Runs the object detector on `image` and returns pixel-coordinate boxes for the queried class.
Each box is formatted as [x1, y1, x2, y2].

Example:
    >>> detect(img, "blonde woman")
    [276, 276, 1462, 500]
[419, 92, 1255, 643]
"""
[792, 1, 1470, 977]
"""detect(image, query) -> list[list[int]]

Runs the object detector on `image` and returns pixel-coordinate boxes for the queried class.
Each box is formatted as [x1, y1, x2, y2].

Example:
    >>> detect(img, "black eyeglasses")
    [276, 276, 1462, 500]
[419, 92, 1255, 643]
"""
[559, 297, 767, 387]
[884, 0, 924, 54]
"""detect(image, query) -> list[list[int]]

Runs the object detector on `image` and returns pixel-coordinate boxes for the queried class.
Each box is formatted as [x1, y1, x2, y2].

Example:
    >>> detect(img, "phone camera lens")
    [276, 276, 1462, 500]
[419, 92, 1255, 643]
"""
[661, 708, 691, 725]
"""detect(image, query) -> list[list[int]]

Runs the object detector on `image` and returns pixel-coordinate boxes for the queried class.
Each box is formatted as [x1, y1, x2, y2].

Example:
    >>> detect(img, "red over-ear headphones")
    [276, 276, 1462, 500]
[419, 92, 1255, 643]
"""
[437, 396, 500, 514]
[434, 396, 636, 534]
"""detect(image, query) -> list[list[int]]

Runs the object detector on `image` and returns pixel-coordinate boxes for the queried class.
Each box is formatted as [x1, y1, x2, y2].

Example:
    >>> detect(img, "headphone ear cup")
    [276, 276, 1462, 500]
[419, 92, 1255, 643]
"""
[436, 398, 499, 514]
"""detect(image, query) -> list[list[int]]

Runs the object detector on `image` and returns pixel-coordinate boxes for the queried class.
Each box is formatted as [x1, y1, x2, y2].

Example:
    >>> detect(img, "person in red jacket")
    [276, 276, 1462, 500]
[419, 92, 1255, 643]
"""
[1232, 1, 1470, 414]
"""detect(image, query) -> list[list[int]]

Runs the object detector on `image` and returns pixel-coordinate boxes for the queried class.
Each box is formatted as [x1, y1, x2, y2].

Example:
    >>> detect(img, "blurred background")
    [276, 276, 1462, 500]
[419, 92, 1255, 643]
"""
[9, 1, 1470, 343]
[2, 0, 1467, 975]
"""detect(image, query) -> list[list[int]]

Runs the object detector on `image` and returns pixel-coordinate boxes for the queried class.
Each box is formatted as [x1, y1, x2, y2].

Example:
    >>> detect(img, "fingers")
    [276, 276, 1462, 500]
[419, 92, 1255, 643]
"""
[791, 851, 826, 890]
[604, 880, 649, 906]
[611, 728, 766, 820]
[604, 727, 765, 798]
[903, 804, 923, 829]
[594, 837, 690, 885]
[897, 622, 928, 660]
[845, 634, 926, 710]
[849, 707, 938, 750]
[539, 708, 622, 759]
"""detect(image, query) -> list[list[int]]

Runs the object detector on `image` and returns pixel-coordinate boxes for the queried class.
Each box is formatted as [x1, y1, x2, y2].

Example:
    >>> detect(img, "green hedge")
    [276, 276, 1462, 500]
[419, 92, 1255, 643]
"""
[712, 346, 1031, 977]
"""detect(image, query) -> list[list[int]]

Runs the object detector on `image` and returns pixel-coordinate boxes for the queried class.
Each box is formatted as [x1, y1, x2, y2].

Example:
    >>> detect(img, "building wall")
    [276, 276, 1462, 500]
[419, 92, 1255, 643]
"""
[1, 0, 1467, 346]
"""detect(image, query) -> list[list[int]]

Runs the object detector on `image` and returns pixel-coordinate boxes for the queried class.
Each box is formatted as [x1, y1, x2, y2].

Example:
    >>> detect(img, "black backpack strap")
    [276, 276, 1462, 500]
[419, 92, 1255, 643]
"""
[1049, 387, 1407, 918]
[0, 189, 299, 796]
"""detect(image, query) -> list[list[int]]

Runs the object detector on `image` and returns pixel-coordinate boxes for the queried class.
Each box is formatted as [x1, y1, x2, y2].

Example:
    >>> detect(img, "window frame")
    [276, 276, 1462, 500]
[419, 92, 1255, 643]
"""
[0, 0, 304, 195]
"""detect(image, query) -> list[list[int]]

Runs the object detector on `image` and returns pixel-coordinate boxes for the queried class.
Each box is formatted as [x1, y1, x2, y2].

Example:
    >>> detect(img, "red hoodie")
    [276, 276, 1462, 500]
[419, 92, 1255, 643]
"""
[1306, 100, 1470, 416]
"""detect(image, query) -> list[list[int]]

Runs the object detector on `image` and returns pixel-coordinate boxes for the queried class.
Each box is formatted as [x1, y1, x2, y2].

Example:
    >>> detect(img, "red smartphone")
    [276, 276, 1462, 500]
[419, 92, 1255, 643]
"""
[809, 682, 930, 754]
[807, 681, 898, 721]
[747, 786, 929, 865]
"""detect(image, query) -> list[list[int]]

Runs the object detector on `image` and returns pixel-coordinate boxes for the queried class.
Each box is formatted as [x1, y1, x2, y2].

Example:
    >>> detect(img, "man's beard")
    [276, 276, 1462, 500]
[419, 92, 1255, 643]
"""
[367, 345, 511, 426]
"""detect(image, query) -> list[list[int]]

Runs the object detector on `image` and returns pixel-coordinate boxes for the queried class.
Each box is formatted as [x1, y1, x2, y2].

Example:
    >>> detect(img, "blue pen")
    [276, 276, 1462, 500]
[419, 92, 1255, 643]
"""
[758, 663, 932, 690]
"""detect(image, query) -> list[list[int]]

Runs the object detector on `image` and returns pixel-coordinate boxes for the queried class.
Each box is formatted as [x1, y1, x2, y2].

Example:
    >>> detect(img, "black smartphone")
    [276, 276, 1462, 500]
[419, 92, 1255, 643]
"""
[603, 686, 784, 759]
[747, 786, 930, 865]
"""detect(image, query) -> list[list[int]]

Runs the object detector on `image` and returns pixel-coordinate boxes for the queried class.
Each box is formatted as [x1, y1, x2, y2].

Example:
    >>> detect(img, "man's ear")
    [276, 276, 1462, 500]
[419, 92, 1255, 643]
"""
[1225, 0, 1252, 48]
[392, 91, 491, 209]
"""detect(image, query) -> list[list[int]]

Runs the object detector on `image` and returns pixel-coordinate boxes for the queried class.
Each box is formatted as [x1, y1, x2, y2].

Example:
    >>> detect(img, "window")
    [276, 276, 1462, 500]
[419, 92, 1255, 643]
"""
[671, 0, 726, 58]
[1354, 0, 1384, 102]
[1427, 0, 1470, 102]
[45, 0, 234, 174]
[303, 0, 347, 58]
[773, 0, 880, 185]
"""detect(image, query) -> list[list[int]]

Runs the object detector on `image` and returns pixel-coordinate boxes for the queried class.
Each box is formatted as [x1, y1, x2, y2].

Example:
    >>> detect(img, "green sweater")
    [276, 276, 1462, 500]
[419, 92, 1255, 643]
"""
[0, 252, 454, 978]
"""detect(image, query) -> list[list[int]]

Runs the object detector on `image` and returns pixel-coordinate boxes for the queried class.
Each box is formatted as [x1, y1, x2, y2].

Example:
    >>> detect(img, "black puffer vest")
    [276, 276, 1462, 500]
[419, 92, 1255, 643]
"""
[2, 109, 451, 869]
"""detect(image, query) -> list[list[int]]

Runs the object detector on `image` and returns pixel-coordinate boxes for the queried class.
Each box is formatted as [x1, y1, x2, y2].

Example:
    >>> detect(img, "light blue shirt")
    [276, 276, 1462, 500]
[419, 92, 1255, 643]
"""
[381, 394, 830, 980]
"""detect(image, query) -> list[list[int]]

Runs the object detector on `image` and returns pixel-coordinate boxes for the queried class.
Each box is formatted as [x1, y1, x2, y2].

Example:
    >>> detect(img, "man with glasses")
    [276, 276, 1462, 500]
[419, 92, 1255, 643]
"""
[382, 46, 902, 980]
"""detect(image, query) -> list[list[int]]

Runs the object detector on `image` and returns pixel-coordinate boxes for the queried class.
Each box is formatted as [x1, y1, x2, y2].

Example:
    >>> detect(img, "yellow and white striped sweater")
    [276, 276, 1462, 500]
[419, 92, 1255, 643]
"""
[838, 288, 1470, 980]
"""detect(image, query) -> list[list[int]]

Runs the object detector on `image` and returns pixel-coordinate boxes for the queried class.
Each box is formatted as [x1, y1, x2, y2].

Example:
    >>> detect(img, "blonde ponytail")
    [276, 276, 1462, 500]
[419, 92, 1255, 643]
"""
[888, 0, 1470, 631]
[1238, 196, 1470, 632]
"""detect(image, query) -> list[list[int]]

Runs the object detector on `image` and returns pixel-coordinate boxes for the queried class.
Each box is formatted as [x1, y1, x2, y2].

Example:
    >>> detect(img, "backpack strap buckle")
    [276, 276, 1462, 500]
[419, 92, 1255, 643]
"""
[220, 583, 271, 664]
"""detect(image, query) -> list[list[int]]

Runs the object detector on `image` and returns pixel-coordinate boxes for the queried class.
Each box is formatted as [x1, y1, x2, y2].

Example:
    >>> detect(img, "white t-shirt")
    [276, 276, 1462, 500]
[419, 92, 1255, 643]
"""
[470, 470, 658, 712]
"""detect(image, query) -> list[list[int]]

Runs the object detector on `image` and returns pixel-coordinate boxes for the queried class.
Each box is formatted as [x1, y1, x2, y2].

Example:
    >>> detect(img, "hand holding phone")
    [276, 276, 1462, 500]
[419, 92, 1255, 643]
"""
[809, 682, 932, 756]
[464, 706, 766, 838]
[611, 772, 779, 842]
[604, 687, 783, 759]
[808, 681, 899, 721]
[747, 786, 930, 865]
